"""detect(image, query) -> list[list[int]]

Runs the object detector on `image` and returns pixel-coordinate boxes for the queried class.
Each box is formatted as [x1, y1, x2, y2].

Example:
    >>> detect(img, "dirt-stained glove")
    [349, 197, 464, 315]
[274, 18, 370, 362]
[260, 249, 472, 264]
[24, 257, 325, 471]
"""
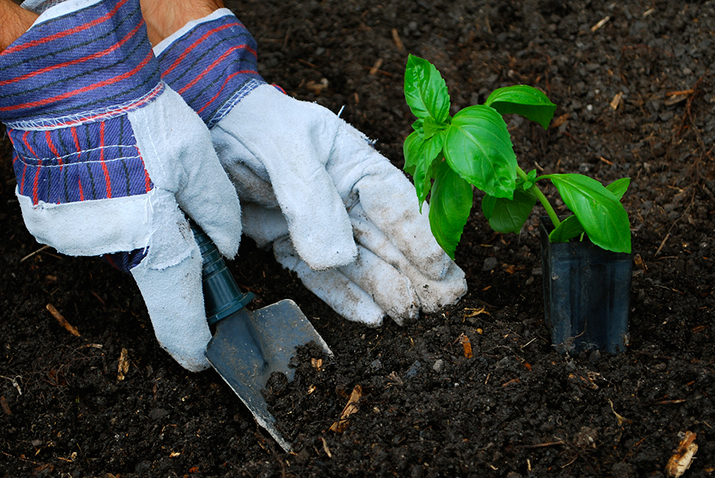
[154, 9, 467, 326]
[3, 0, 242, 371]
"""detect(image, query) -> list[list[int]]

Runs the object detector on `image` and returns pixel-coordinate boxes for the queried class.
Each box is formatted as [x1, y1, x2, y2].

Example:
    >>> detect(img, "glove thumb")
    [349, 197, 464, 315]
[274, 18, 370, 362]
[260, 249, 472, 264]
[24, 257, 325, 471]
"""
[130, 234, 212, 372]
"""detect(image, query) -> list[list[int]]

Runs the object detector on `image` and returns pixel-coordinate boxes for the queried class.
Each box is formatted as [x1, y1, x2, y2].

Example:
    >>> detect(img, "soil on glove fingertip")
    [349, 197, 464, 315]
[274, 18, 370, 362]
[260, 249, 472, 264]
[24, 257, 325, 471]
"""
[1, 0, 714, 476]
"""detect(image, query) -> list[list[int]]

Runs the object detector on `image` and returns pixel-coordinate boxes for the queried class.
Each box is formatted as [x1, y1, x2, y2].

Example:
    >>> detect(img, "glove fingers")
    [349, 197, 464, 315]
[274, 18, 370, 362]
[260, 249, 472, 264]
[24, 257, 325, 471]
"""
[329, 123, 449, 280]
[128, 87, 241, 259]
[217, 85, 357, 270]
[407, 261, 468, 313]
[350, 204, 467, 312]
[241, 203, 290, 249]
[273, 237, 385, 327]
[339, 246, 419, 325]
[357, 166, 449, 280]
[130, 231, 212, 372]
[221, 158, 279, 207]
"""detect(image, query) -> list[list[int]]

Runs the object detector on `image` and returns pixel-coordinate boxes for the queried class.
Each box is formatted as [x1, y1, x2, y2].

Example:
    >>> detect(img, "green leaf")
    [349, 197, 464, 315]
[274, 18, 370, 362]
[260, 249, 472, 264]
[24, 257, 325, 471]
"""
[520, 169, 538, 191]
[545, 174, 631, 253]
[403, 130, 444, 209]
[429, 161, 474, 259]
[548, 178, 630, 244]
[548, 215, 585, 243]
[422, 116, 448, 139]
[485, 85, 557, 130]
[403, 131, 423, 175]
[443, 105, 517, 199]
[404, 54, 451, 122]
[481, 188, 537, 234]
[606, 178, 630, 201]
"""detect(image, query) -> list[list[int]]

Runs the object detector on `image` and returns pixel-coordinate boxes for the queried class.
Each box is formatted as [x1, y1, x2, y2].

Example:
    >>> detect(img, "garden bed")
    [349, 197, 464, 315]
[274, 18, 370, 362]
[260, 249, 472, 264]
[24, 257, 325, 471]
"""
[1, 0, 713, 476]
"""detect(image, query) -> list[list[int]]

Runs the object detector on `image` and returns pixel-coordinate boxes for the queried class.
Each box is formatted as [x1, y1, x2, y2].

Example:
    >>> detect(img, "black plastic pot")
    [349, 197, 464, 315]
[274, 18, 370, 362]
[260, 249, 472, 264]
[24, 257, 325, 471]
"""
[539, 217, 632, 354]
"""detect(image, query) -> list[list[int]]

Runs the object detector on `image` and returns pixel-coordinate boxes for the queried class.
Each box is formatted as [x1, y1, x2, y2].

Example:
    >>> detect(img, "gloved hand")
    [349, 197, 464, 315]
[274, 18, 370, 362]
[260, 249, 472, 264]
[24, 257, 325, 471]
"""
[3, 0, 242, 371]
[154, 9, 467, 326]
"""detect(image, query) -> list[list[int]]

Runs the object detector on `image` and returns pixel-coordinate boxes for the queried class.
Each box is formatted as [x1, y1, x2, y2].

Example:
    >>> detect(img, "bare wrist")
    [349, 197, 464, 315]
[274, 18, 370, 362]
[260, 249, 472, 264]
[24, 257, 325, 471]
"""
[0, 0, 38, 51]
[141, 0, 225, 46]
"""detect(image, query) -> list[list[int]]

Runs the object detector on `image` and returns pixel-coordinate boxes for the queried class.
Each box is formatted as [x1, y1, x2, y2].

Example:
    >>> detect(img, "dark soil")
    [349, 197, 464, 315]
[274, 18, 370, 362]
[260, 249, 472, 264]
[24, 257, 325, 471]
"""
[1, 0, 714, 476]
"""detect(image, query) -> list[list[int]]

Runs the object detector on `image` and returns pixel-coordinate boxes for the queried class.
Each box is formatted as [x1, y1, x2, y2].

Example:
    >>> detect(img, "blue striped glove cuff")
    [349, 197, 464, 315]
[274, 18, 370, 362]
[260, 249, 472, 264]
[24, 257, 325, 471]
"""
[154, 8, 266, 129]
[0, 0, 161, 129]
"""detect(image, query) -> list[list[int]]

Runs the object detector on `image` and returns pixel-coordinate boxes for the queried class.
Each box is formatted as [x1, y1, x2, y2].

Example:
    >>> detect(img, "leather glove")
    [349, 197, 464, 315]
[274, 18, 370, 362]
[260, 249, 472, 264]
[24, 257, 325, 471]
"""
[3, 0, 242, 371]
[154, 9, 467, 326]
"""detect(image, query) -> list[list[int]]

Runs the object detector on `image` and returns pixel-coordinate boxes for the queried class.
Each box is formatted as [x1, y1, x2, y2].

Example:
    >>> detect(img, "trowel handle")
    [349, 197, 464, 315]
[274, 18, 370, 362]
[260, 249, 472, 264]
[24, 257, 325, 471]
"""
[190, 223, 254, 326]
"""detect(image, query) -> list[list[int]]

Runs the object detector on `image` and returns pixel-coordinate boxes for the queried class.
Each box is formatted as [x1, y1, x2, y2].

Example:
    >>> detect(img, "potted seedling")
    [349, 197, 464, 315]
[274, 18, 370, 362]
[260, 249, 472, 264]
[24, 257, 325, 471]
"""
[402, 55, 632, 354]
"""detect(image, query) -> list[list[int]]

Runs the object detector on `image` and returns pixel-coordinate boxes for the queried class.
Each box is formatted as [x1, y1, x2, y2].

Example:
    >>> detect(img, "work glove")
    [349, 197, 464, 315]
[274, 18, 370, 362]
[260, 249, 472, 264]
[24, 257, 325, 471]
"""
[154, 9, 467, 326]
[3, 0, 242, 371]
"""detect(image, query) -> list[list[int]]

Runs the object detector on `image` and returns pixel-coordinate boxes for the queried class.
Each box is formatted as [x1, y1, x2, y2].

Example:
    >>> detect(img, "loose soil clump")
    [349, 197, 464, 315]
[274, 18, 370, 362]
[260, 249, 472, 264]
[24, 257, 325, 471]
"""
[1, 0, 714, 476]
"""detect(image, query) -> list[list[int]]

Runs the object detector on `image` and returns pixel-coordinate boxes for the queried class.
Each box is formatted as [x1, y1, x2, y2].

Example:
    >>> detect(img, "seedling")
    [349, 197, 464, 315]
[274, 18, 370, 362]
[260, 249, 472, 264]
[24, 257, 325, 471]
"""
[403, 54, 631, 259]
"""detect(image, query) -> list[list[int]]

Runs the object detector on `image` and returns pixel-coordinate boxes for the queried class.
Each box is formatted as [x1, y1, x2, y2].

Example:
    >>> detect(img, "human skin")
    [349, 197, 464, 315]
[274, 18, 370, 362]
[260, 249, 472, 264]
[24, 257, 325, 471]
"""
[140, 0, 225, 45]
[0, 0, 38, 51]
[0, 0, 224, 51]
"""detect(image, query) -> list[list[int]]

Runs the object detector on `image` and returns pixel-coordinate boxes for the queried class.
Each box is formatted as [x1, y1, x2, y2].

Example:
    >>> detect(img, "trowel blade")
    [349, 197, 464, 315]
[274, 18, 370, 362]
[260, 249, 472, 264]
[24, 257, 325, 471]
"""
[205, 299, 331, 452]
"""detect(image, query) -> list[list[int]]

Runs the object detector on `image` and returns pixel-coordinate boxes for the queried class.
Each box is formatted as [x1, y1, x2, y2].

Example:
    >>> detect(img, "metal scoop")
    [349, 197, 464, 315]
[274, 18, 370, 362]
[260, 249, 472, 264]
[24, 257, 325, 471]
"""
[192, 223, 331, 451]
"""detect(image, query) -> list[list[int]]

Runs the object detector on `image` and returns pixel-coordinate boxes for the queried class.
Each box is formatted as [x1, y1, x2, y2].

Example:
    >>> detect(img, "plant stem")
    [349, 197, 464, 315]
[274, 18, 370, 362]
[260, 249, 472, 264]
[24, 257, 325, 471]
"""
[517, 167, 560, 228]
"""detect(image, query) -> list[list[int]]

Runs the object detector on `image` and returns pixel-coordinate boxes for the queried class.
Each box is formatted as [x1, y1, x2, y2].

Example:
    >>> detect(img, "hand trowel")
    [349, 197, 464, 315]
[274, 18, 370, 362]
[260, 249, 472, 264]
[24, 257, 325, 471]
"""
[191, 223, 332, 452]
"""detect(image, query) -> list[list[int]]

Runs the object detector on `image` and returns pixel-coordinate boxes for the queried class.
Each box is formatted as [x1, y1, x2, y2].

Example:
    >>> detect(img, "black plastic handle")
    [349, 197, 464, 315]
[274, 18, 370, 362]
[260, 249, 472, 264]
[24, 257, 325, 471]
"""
[190, 223, 254, 326]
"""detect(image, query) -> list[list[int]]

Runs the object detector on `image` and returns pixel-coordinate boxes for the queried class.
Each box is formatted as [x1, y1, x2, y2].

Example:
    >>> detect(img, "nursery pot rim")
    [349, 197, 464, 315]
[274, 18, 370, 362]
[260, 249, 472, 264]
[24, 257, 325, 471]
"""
[538, 215, 634, 259]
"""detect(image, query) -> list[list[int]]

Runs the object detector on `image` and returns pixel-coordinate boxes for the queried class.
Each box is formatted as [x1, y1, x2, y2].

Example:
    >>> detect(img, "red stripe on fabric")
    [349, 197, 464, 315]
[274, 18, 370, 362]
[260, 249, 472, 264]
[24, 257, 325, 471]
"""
[141, 152, 151, 192]
[20, 132, 34, 201]
[161, 23, 234, 77]
[99, 121, 112, 198]
[177, 45, 256, 95]
[21, 130, 37, 157]
[36, 82, 163, 129]
[20, 162, 27, 198]
[71, 127, 81, 162]
[0, 50, 155, 113]
[71, 126, 82, 200]
[44, 130, 63, 170]
[195, 70, 243, 115]
[103, 253, 119, 270]
[32, 159, 41, 205]
[8, 135, 21, 186]
[3, 0, 130, 55]
[0, 18, 144, 88]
